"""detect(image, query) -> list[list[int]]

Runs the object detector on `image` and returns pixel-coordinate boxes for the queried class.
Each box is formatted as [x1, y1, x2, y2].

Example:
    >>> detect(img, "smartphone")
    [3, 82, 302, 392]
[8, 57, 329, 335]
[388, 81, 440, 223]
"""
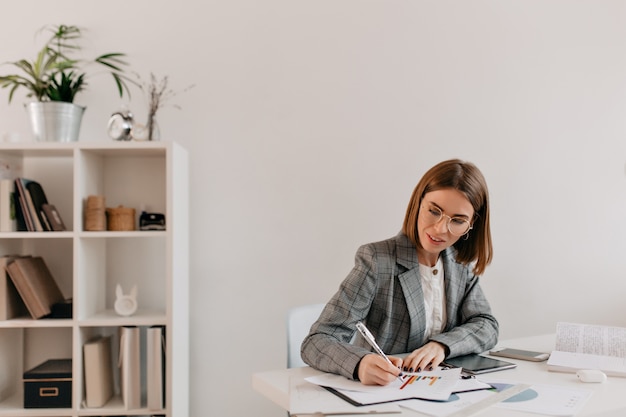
[442, 354, 517, 375]
[489, 347, 550, 362]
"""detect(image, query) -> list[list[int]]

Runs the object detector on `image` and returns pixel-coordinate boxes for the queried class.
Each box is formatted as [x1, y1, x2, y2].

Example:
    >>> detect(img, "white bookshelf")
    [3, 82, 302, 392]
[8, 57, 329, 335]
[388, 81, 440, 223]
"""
[0, 141, 189, 417]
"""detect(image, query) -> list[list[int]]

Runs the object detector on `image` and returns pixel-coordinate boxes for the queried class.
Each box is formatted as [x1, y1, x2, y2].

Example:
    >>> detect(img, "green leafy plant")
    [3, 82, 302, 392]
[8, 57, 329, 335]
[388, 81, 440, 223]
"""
[0, 24, 133, 104]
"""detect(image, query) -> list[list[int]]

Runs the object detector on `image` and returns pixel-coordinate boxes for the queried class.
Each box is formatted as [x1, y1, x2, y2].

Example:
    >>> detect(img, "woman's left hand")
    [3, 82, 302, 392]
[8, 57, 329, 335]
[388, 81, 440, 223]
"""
[401, 341, 447, 373]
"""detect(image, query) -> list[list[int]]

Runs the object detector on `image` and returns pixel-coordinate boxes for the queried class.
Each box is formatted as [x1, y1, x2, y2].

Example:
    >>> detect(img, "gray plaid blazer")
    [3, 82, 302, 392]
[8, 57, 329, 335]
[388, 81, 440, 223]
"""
[301, 232, 499, 379]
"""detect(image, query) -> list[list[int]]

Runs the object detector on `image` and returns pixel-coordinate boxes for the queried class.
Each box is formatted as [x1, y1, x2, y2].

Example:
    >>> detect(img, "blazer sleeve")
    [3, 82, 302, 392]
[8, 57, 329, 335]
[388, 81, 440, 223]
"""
[429, 261, 499, 357]
[300, 244, 383, 379]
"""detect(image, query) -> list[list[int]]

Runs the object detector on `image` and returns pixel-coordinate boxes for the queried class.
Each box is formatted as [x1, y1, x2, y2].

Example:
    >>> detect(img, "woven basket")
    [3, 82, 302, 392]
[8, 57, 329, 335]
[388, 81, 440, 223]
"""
[85, 195, 106, 231]
[106, 206, 136, 231]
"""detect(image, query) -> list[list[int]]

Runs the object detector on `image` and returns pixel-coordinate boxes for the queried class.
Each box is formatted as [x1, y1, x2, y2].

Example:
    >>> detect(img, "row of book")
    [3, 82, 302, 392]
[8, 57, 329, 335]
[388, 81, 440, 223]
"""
[0, 178, 66, 232]
[0, 254, 67, 320]
[84, 326, 166, 411]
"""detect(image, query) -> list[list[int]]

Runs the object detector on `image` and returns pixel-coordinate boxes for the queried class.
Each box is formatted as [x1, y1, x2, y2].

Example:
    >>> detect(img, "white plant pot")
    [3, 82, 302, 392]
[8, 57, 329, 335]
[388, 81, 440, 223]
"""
[25, 102, 86, 142]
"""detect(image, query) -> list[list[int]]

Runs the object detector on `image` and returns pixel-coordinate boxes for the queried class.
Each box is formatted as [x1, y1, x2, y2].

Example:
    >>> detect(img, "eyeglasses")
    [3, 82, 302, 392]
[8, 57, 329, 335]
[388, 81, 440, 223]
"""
[421, 205, 472, 236]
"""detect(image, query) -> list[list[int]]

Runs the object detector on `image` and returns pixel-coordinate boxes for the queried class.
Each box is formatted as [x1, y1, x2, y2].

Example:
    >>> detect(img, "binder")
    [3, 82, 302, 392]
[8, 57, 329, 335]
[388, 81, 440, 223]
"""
[83, 335, 114, 408]
[147, 325, 166, 410]
[118, 326, 141, 409]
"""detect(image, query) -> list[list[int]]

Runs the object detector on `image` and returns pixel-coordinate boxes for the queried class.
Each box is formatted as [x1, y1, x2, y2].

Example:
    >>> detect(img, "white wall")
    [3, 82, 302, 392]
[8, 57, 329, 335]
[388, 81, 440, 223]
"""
[2, 1, 626, 416]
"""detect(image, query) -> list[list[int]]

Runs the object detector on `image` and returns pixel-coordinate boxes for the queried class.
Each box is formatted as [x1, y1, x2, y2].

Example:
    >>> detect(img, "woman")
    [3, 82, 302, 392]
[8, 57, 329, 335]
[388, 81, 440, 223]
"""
[301, 159, 498, 386]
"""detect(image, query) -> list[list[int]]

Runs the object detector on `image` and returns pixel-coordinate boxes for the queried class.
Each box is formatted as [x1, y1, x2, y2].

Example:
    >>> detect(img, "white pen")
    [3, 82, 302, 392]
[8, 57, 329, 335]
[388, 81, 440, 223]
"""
[356, 321, 403, 382]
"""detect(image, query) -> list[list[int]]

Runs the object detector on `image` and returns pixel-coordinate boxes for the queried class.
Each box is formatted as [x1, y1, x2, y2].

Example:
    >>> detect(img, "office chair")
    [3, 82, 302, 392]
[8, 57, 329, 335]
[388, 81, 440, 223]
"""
[286, 303, 325, 368]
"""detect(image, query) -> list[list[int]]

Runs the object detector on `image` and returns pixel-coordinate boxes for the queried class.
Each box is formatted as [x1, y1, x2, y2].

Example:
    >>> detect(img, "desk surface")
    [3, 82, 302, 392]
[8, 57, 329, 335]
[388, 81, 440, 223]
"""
[252, 334, 626, 416]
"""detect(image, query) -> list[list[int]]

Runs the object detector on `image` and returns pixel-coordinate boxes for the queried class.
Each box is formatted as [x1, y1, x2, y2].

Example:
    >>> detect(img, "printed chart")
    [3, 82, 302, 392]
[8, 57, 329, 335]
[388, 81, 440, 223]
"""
[400, 374, 441, 389]
[305, 367, 462, 404]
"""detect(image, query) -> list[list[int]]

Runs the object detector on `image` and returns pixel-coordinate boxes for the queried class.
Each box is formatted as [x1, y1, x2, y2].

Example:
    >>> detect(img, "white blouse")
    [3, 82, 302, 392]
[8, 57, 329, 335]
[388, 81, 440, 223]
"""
[419, 257, 446, 340]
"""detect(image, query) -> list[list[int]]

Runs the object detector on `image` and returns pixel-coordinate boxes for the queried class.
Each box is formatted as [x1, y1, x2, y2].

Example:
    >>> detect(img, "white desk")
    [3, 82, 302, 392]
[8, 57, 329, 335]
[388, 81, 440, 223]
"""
[253, 334, 626, 416]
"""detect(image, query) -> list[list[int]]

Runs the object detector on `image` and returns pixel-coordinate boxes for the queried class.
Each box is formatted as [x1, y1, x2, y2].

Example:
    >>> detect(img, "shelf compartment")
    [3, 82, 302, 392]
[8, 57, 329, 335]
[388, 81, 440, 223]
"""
[77, 325, 166, 416]
[76, 236, 167, 321]
[77, 148, 166, 233]
[0, 150, 74, 233]
[0, 327, 72, 416]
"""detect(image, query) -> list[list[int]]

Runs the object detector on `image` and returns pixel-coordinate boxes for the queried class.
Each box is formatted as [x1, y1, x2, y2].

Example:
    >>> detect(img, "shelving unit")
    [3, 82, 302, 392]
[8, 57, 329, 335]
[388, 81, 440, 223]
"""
[0, 141, 189, 417]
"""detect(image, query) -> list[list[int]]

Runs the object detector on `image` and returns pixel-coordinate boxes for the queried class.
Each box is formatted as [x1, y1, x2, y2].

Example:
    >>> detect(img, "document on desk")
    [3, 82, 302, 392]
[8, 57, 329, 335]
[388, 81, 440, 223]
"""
[490, 379, 593, 416]
[290, 376, 402, 415]
[400, 379, 592, 417]
[304, 367, 464, 406]
[547, 322, 626, 377]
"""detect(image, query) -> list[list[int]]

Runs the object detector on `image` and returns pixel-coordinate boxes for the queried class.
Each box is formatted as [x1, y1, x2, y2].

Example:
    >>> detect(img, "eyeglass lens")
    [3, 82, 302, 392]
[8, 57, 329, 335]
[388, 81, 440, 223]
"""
[424, 206, 470, 236]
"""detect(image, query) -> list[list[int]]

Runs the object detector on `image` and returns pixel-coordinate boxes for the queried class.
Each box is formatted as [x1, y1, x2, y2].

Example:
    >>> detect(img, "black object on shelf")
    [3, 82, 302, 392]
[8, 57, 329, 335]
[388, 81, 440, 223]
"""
[140, 211, 166, 231]
[23, 359, 72, 408]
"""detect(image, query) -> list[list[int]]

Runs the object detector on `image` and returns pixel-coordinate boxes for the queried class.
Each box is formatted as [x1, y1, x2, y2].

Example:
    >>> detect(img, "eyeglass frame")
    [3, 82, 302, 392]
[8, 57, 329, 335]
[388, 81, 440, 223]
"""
[420, 203, 473, 236]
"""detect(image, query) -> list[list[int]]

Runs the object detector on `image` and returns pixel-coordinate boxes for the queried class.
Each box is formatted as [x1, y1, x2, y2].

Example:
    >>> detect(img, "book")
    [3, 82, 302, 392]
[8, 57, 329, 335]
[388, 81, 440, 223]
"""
[0, 255, 29, 320]
[5, 256, 65, 319]
[24, 188, 43, 231]
[25, 180, 50, 231]
[14, 180, 34, 231]
[12, 190, 27, 231]
[118, 326, 141, 409]
[147, 325, 166, 410]
[547, 322, 626, 377]
[0, 179, 16, 232]
[42, 204, 66, 231]
[16, 178, 43, 231]
[83, 335, 114, 408]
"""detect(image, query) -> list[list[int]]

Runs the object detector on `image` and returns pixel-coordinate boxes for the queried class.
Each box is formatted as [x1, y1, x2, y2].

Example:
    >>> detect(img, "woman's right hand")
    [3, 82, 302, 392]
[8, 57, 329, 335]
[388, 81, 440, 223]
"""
[357, 354, 403, 385]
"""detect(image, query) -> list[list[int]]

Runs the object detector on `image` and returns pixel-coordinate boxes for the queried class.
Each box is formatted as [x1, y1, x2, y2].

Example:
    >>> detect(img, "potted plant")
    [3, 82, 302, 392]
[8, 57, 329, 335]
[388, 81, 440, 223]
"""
[0, 24, 133, 142]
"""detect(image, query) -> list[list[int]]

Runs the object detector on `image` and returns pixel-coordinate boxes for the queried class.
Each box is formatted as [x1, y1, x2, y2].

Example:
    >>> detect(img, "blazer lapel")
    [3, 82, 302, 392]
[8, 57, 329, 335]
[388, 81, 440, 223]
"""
[395, 233, 427, 348]
[441, 249, 461, 332]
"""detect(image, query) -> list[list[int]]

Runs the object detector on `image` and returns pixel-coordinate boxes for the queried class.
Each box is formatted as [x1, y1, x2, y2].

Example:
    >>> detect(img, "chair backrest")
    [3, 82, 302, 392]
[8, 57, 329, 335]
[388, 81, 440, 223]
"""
[286, 303, 325, 368]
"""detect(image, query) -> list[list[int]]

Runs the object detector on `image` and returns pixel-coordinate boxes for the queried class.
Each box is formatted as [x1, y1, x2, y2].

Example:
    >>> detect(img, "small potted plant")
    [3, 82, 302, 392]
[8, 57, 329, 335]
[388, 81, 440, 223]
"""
[0, 24, 134, 142]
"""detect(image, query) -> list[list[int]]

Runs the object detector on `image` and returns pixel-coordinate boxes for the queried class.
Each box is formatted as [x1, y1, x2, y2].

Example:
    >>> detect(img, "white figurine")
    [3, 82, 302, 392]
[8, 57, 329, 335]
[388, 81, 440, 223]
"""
[114, 284, 138, 316]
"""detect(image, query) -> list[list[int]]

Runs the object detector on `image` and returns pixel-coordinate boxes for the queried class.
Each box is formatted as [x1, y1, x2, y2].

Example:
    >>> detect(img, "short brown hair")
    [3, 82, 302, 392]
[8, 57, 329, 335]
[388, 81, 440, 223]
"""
[402, 159, 492, 275]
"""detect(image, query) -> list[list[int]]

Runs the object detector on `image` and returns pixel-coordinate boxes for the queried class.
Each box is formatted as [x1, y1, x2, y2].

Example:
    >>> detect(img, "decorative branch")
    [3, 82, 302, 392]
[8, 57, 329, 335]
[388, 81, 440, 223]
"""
[136, 73, 194, 140]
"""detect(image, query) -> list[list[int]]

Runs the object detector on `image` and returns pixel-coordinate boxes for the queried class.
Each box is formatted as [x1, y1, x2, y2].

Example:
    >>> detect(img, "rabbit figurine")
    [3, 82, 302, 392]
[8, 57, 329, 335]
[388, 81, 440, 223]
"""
[114, 284, 138, 316]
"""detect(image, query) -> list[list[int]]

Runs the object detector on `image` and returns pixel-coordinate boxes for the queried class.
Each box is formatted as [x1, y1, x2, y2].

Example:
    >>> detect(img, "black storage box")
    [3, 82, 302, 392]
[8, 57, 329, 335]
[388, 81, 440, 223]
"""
[23, 359, 72, 408]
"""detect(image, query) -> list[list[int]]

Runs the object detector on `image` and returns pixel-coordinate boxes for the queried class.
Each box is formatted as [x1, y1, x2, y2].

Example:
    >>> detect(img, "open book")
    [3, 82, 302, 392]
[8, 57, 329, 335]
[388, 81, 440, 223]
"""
[547, 322, 626, 377]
